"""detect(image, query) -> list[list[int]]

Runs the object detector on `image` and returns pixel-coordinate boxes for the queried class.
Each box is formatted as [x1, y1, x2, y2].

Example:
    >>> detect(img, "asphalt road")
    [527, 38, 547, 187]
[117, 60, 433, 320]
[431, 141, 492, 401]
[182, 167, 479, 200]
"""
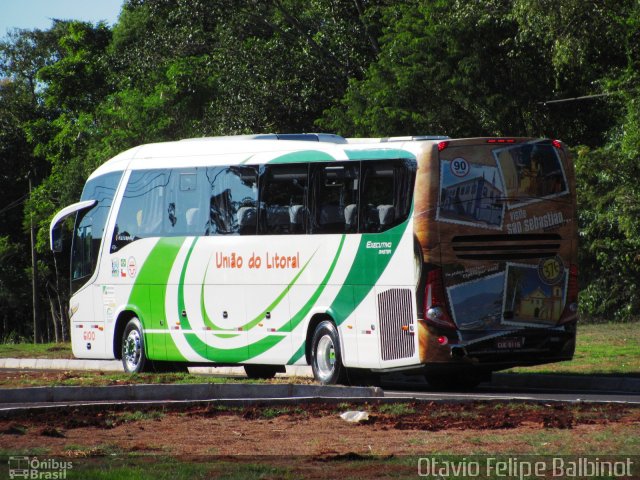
[384, 387, 640, 404]
[0, 371, 638, 415]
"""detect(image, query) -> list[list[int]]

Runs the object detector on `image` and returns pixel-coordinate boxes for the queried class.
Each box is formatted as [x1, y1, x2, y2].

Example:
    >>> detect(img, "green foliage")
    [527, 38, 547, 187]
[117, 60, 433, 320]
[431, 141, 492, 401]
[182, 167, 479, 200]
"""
[319, 0, 632, 147]
[332, 1, 537, 135]
[576, 146, 640, 320]
[0, 236, 30, 341]
[576, 70, 640, 320]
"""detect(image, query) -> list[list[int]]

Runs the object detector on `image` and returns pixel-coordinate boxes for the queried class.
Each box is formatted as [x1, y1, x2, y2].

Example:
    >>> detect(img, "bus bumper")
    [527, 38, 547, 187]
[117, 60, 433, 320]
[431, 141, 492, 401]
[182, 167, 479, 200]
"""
[422, 323, 577, 373]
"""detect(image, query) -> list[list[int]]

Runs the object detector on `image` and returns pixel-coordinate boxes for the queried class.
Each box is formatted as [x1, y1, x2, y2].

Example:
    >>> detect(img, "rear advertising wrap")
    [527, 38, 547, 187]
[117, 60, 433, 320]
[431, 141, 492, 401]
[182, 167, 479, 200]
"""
[416, 139, 577, 353]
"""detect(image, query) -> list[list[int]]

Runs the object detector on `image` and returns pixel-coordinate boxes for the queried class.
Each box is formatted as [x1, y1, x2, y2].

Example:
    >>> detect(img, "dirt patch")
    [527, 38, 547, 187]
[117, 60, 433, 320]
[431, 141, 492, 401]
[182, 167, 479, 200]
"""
[1, 401, 638, 457]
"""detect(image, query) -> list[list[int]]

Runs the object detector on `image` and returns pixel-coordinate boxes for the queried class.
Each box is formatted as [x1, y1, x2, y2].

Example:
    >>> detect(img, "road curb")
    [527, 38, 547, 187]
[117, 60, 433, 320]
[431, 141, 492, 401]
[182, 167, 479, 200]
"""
[0, 383, 383, 405]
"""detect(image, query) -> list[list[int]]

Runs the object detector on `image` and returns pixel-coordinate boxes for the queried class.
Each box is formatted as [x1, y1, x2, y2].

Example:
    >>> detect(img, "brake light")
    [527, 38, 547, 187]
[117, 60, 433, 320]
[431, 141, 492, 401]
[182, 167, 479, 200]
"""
[424, 269, 457, 329]
[559, 264, 578, 323]
[552, 139, 562, 149]
[487, 138, 516, 144]
[437, 141, 449, 152]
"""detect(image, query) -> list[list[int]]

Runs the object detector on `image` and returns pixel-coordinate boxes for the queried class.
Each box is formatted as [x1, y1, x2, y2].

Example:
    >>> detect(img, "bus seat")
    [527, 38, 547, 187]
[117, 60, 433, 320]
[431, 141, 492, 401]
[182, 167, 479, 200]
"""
[289, 204, 306, 230]
[237, 206, 256, 234]
[319, 205, 343, 227]
[344, 204, 357, 232]
[377, 205, 395, 227]
[267, 206, 289, 228]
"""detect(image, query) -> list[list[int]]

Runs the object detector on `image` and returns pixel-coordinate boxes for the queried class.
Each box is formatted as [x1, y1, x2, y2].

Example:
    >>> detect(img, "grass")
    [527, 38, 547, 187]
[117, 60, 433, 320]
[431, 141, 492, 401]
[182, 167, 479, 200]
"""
[3, 450, 637, 480]
[0, 454, 301, 480]
[0, 342, 72, 359]
[60, 459, 297, 480]
[258, 407, 307, 419]
[0, 370, 315, 389]
[507, 322, 640, 376]
[377, 403, 416, 415]
[118, 410, 165, 423]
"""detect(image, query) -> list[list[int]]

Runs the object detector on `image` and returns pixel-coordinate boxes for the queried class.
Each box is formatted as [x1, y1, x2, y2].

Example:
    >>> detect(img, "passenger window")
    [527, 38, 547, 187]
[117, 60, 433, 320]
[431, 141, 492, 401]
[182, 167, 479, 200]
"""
[112, 170, 171, 252]
[180, 173, 204, 235]
[165, 170, 205, 237]
[259, 164, 309, 234]
[206, 166, 258, 235]
[360, 160, 416, 233]
[310, 163, 359, 234]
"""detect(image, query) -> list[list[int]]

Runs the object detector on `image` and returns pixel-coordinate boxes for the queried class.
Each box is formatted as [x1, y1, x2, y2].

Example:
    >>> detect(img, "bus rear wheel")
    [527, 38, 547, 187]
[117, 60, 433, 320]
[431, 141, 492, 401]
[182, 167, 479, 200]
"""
[122, 318, 150, 373]
[311, 320, 346, 385]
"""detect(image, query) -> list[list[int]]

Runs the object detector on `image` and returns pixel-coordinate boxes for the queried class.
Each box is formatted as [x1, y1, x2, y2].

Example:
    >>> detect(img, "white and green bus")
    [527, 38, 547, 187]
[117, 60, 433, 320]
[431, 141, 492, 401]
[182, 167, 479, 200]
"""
[50, 134, 578, 386]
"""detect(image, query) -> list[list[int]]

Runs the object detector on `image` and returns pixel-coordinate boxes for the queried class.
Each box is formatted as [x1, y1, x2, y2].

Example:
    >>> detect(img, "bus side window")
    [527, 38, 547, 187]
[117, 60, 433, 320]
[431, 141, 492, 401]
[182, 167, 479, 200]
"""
[112, 170, 170, 253]
[165, 170, 204, 237]
[259, 164, 309, 234]
[310, 163, 359, 234]
[360, 160, 416, 233]
[206, 166, 258, 235]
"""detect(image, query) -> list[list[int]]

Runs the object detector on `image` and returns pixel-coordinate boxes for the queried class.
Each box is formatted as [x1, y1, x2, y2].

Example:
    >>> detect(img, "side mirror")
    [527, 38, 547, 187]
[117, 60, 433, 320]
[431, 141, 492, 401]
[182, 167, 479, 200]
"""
[51, 223, 63, 253]
[49, 199, 97, 252]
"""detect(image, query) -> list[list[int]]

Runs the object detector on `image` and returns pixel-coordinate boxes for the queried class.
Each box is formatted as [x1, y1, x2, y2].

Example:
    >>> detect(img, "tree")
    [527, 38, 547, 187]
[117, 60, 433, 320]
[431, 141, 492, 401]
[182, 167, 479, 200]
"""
[109, 0, 387, 136]
[0, 29, 55, 342]
[0, 22, 114, 342]
[319, 0, 633, 147]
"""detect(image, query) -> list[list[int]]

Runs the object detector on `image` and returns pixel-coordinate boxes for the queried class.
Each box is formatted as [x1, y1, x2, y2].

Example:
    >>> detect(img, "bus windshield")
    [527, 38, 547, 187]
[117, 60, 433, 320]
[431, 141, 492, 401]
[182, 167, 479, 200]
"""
[71, 171, 122, 292]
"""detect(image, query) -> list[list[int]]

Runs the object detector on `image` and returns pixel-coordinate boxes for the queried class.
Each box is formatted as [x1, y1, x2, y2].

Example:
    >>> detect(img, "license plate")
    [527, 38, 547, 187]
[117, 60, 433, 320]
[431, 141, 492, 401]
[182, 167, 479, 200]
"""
[496, 337, 524, 349]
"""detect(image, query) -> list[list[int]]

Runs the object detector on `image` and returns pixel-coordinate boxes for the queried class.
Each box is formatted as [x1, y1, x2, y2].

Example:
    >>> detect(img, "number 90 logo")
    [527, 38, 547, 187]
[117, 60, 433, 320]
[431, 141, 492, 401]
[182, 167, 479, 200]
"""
[450, 157, 469, 177]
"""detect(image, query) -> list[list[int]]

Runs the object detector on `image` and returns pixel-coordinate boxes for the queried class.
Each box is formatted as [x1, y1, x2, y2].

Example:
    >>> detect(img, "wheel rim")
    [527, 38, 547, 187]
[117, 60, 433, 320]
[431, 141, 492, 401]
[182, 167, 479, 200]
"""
[315, 334, 336, 381]
[124, 329, 142, 371]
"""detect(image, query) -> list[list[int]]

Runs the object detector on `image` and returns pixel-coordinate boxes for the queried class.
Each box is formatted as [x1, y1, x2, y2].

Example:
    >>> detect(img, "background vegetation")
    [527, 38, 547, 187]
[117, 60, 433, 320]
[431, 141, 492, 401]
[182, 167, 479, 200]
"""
[0, 0, 638, 342]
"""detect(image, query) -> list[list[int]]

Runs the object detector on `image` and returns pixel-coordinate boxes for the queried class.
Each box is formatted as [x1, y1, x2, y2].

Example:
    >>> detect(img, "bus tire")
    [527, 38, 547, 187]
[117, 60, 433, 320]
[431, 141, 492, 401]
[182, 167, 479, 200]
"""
[121, 318, 150, 374]
[311, 320, 346, 385]
[244, 365, 279, 380]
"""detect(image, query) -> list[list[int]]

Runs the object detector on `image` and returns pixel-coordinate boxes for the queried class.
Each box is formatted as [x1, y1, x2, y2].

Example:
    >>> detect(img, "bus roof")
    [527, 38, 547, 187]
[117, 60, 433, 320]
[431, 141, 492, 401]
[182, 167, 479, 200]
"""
[88, 135, 441, 180]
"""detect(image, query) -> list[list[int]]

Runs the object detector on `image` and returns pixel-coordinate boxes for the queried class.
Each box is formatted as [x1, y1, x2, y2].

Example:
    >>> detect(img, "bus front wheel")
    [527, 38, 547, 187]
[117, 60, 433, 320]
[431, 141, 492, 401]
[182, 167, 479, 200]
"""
[122, 318, 150, 373]
[311, 320, 346, 385]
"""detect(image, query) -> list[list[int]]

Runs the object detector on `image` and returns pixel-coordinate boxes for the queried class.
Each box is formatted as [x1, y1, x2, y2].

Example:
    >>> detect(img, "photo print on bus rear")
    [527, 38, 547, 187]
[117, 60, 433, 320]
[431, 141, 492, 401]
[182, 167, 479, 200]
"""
[492, 142, 569, 210]
[445, 270, 507, 335]
[502, 262, 568, 328]
[436, 158, 506, 230]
